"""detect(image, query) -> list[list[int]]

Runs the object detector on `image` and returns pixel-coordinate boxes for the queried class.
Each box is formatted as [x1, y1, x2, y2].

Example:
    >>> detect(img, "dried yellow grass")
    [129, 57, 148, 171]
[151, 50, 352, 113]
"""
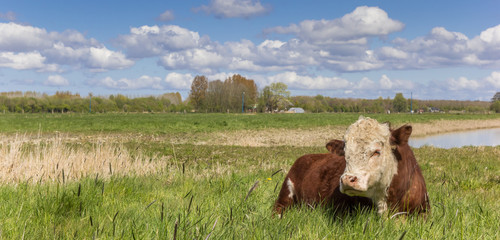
[410, 119, 500, 137]
[203, 119, 500, 147]
[0, 134, 168, 184]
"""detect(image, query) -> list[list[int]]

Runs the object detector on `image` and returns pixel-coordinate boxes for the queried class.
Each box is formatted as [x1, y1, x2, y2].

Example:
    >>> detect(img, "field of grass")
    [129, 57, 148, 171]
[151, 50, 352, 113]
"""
[0, 113, 499, 239]
[0, 112, 499, 134]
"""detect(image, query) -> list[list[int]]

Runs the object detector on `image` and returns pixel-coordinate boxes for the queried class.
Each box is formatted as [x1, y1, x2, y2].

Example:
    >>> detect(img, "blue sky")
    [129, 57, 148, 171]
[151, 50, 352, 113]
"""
[1, 0, 499, 100]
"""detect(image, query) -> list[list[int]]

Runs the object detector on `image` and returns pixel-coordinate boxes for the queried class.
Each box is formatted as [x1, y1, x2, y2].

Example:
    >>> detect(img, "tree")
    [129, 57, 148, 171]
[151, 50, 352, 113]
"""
[490, 101, 500, 113]
[206, 80, 225, 112]
[393, 93, 407, 113]
[269, 82, 291, 111]
[189, 75, 208, 111]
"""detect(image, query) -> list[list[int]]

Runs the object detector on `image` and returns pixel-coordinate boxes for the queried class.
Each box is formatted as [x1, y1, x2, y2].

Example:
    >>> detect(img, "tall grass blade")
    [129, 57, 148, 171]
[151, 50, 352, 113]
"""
[245, 181, 259, 201]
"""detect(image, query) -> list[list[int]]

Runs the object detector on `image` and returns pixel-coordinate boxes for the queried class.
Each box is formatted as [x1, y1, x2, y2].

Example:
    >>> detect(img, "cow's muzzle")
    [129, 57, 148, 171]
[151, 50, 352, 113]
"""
[340, 174, 365, 196]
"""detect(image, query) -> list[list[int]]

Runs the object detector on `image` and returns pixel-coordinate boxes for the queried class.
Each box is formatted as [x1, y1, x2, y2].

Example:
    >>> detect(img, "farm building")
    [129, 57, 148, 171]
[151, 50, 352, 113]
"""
[288, 107, 305, 113]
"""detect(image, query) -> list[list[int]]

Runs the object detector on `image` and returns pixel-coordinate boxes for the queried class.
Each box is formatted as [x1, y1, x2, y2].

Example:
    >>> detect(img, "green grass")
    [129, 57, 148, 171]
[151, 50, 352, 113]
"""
[0, 112, 499, 134]
[0, 113, 499, 239]
[0, 143, 498, 239]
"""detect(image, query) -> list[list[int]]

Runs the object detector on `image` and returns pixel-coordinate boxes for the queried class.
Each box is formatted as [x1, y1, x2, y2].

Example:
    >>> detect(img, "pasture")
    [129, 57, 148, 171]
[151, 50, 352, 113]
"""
[0, 113, 499, 239]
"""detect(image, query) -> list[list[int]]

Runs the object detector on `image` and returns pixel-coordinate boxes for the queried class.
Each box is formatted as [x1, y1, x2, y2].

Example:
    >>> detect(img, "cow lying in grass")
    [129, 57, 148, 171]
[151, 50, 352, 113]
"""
[274, 116, 430, 217]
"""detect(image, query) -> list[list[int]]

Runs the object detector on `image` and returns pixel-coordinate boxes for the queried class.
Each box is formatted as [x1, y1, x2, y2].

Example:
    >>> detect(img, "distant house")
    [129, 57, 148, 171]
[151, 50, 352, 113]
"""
[429, 107, 441, 113]
[288, 107, 305, 113]
[492, 92, 500, 102]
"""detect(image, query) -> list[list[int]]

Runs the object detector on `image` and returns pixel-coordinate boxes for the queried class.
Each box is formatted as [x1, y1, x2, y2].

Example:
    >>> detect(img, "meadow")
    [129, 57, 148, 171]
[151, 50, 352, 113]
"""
[0, 113, 499, 239]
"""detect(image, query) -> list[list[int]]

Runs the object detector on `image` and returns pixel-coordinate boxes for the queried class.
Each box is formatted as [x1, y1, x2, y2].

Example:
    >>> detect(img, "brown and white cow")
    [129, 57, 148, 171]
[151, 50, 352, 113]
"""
[274, 116, 430, 217]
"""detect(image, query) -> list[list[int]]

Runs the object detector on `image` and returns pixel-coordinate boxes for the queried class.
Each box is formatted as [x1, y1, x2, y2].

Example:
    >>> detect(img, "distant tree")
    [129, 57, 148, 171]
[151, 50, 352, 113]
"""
[189, 75, 208, 111]
[492, 92, 500, 102]
[222, 74, 258, 112]
[393, 93, 407, 113]
[206, 80, 225, 112]
[490, 101, 500, 113]
[268, 82, 291, 111]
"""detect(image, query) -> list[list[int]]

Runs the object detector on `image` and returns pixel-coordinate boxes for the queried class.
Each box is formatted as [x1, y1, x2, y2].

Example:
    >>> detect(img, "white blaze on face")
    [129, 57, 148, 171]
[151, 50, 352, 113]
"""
[341, 116, 397, 213]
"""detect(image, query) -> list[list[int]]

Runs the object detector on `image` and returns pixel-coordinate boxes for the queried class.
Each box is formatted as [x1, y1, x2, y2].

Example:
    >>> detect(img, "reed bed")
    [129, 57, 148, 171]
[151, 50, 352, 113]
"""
[0, 134, 168, 184]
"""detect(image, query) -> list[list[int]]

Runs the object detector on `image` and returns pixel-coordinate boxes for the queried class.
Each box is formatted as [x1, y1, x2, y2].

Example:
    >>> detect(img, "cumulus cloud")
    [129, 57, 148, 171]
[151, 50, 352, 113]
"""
[385, 24, 500, 69]
[157, 10, 174, 22]
[447, 77, 480, 90]
[0, 51, 46, 70]
[485, 71, 500, 88]
[380, 74, 414, 90]
[164, 72, 193, 89]
[264, 71, 351, 90]
[0, 22, 133, 71]
[94, 75, 163, 90]
[194, 0, 271, 19]
[355, 77, 376, 90]
[260, 6, 403, 72]
[159, 48, 227, 73]
[44, 75, 69, 86]
[265, 6, 404, 45]
[116, 25, 204, 58]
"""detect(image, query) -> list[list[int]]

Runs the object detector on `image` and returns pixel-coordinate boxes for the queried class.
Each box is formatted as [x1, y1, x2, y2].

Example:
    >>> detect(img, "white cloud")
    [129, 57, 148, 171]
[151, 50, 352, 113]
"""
[95, 75, 163, 90]
[0, 22, 134, 71]
[265, 6, 403, 45]
[377, 47, 408, 60]
[164, 72, 193, 89]
[194, 0, 271, 19]
[355, 77, 376, 89]
[157, 10, 174, 22]
[44, 75, 69, 86]
[485, 71, 500, 88]
[265, 71, 351, 90]
[387, 24, 500, 69]
[447, 77, 480, 90]
[86, 47, 134, 71]
[378, 74, 414, 90]
[0, 51, 58, 71]
[159, 48, 227, 73]
[0, 22, 52, 52]
[379, 74, 393, 89]
[116, 25, 203, 58]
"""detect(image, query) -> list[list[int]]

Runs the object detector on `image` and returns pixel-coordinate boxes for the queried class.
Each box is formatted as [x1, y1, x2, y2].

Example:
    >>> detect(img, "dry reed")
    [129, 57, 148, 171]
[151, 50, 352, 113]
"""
[0, 134, 168, 184]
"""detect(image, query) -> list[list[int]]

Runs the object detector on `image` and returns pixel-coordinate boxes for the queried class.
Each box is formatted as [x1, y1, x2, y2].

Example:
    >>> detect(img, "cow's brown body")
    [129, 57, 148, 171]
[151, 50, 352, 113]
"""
[273, 153, 372, 215]
[274, 125, 430, 216]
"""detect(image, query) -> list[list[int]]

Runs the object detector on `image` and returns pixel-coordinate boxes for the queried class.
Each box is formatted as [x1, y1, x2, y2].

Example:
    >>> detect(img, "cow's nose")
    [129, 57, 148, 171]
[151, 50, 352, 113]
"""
[341, 174, 358, 185]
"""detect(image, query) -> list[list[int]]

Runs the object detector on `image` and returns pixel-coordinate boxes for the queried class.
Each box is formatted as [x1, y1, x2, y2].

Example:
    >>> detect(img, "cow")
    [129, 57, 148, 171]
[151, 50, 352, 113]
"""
[340, 116, 430, 215]
[274, 116, 430, 217]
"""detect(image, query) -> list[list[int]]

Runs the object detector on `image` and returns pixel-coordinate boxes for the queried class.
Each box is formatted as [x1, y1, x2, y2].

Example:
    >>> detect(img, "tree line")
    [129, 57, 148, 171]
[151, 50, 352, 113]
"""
[0, 75, 496, 113]
[0, 91, 187, 113]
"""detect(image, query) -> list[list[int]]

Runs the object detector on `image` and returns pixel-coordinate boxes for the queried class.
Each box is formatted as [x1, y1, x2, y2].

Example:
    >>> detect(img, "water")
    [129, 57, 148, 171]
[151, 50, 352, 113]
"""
[409, 128, 500, 149]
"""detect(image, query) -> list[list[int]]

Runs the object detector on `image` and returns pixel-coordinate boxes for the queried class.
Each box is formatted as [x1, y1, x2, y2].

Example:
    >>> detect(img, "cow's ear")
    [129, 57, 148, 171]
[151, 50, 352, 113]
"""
[326, 139, 345, 156]
[391, 125, 412, 145]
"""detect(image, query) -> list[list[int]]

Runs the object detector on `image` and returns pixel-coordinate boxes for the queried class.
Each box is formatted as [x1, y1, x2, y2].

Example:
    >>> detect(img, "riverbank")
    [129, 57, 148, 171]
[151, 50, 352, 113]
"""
[0, 115, 499, 147]
[205, 118, 500, 147]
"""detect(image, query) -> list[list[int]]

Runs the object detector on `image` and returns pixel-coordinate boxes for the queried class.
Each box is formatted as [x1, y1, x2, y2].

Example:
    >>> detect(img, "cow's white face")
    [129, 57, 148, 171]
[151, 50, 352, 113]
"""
[340, 116, 397, 213]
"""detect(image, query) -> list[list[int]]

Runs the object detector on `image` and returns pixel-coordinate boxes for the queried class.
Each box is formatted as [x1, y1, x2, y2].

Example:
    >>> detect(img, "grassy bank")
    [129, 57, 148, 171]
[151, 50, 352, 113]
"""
[0, 139, 498, 239]
[0, 113, 498, 238]
[0, 112, 499, 134]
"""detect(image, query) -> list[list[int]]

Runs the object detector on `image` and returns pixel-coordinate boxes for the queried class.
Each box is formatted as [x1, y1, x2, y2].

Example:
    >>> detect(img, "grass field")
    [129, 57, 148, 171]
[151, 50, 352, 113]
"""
[1, 112, 499, 134]
[0, 113, 499, 239]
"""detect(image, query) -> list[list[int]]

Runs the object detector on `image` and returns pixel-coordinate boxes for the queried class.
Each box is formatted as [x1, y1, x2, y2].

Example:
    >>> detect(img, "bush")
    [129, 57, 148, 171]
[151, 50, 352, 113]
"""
[490, 101, 500, 113]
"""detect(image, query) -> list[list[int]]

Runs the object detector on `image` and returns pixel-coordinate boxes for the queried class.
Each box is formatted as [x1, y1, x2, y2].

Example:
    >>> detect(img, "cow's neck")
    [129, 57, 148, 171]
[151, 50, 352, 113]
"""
[373, 146, 399, 215]
[386, 145, 417, 210]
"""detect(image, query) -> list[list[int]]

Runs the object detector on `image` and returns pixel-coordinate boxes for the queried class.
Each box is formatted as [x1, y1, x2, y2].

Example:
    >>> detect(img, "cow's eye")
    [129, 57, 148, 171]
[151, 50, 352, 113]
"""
[372, 150, 381, 157]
